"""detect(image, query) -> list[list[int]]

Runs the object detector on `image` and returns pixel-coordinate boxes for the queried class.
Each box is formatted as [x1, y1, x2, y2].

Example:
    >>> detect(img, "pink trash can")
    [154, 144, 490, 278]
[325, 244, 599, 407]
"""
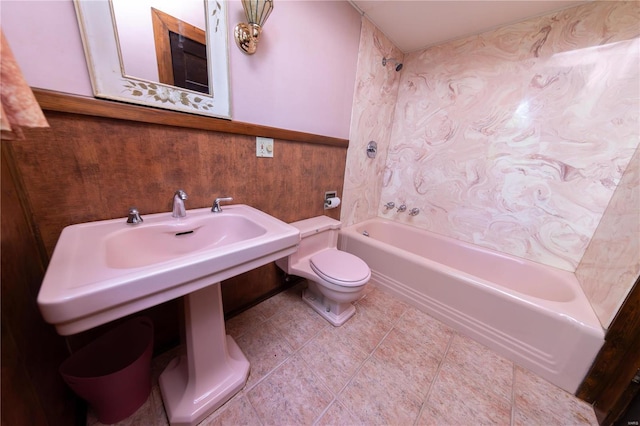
[59, 317, 154, 424]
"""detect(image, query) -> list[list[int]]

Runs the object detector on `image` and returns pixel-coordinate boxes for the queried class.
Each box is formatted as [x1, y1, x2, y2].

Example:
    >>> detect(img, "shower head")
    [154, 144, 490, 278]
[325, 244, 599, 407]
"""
[382, 57, 403, 72]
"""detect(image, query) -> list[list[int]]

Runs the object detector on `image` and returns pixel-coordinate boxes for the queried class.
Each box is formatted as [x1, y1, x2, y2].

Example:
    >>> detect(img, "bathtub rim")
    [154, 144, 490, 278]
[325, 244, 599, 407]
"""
[340, 217, 605, 334]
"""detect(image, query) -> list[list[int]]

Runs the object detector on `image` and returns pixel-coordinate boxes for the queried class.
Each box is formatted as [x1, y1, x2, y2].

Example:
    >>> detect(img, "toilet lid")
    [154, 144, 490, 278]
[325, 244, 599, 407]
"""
[309, 250, 370, 286]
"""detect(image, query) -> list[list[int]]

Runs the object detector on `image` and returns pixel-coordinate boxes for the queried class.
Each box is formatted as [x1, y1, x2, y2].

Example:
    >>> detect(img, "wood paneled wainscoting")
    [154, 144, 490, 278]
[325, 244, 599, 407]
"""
[1, 89, 349, 424]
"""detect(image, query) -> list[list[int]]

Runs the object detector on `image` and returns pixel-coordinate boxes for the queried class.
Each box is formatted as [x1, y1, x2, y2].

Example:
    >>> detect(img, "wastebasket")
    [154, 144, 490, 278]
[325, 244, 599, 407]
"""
[59, 316, 154, 424]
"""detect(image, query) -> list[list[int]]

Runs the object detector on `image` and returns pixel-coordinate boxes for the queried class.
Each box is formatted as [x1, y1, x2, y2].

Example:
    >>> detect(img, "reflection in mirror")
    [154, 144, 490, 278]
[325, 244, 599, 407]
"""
[74, 0, 230, 118]
[111, 0, 209, 94]
[151, 8, 209, 94]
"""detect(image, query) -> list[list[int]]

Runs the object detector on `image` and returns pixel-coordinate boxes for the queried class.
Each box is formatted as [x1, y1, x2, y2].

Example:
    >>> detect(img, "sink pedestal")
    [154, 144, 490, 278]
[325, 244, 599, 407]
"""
[159, 283, 249, 426]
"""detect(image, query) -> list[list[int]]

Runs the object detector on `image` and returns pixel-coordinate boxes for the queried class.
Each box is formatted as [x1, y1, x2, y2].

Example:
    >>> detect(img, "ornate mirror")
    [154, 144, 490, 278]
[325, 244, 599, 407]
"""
[74, 0, 231, 119]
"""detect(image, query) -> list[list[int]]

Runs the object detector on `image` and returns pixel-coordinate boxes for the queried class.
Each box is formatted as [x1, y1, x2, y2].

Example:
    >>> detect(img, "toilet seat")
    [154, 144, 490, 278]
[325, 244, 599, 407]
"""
[309, 250, 370, 287]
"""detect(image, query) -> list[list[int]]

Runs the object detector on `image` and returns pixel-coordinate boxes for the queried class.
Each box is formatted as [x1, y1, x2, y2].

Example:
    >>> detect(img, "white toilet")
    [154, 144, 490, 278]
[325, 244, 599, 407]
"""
[276, 216, 371, 326]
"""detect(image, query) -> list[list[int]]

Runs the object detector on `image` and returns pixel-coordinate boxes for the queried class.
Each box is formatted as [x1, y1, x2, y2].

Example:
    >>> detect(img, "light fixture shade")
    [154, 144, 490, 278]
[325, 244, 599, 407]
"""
[241, 0, 273, 26]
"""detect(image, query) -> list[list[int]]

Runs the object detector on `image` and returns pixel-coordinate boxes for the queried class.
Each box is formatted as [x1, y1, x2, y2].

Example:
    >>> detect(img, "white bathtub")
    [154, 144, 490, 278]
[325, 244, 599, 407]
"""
[339, 218, 604, 393]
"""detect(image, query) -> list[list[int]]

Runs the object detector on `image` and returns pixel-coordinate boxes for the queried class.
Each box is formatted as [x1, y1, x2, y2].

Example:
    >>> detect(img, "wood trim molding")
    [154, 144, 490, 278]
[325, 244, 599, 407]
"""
[151, 8, 207, 87]
[32, 88, 349, 148]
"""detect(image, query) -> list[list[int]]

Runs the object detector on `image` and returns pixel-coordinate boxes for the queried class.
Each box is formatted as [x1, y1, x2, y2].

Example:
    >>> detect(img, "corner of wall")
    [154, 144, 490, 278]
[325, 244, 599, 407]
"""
[341, 17, 403, 227]
[575, 145, 640, 329]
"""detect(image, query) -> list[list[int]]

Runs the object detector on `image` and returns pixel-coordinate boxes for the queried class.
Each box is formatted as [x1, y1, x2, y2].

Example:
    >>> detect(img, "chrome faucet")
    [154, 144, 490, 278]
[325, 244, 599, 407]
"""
[126, 207, 143, 225]
[172, 189, 188, 218]
[212, 197, 233, 213]
[409, 208, 420, 216]
[384, 202, 395, 209]
[397, 204, 407, 213]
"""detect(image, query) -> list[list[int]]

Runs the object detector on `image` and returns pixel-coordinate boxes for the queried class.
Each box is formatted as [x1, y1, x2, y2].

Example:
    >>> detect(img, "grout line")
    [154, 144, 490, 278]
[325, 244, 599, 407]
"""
[246, 395, 265, 426]
[311, 291, 409, 424]
[413, 330, 456, 426]
[312, 399, 336, 426]
[236, 312, 302, 395]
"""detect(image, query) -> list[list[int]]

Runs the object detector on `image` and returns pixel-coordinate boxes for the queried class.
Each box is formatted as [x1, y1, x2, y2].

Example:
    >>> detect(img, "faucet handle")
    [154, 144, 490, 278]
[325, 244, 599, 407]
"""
[212, 197, 233, 213]
[409, 207, 420, 216]
[397, 204, 407, 213]
[384, 202, 395, 209]
[127, 207, 143, 225]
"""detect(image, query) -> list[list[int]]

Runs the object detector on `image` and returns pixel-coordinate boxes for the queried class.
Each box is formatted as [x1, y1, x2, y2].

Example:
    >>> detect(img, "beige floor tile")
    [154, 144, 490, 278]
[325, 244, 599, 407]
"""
[235, 320, 293, 388]
[394, 306, 454, 357]
[336, 304, 394, 354]
[339, 355, 424, 425]
[513, 365, 598, 425]
[373, 327, 443, 400]
[250, 282, 306, 320]
[246, 354, 333, 425]
[298, 326, 369, 394]
[198, 393, 261, 426]
[315, 400, 365, 426]
[418, 361, 512, 425]
[225, 307, 267, 340]
[444, 333, 513, 402]
[91, 283, 599, 426]
[355, 287, 409, 325]
[268, 297, 329, 350]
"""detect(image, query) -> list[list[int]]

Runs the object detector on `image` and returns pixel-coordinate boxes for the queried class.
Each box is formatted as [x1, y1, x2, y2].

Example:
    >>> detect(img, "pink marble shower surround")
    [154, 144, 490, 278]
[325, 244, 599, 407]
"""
[377, 1, 639, 272]
[339, 218, 605, 394]
[341, 18, 403, 227]
[576, 145, 640, 328]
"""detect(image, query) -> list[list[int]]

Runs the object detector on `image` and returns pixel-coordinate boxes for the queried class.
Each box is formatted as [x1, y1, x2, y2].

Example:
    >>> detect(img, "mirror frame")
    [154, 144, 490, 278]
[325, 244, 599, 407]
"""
[73, 0, 231, 119]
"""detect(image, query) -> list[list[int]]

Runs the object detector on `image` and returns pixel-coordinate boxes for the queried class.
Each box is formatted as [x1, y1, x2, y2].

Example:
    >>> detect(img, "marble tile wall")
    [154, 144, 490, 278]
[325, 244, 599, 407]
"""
[341, 19, 402, 226]
[576, 145, 640, 328]
[344, 2, 639, 273]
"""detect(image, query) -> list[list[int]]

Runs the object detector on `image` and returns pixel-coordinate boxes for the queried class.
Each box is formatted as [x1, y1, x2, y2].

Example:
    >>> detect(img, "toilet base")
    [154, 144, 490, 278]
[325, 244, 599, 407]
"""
[302, 287, 356, 326]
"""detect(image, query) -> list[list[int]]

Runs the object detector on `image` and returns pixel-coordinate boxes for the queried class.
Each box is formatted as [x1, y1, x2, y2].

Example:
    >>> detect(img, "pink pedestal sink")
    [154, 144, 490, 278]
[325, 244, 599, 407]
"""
[159, 284, 250, 425]
[37, 205, 300, 425]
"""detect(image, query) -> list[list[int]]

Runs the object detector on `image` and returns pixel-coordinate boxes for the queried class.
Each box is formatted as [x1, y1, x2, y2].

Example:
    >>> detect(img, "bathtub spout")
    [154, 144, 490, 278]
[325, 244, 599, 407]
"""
[397, 204, 407, 213]
[384, 202, 395, 210]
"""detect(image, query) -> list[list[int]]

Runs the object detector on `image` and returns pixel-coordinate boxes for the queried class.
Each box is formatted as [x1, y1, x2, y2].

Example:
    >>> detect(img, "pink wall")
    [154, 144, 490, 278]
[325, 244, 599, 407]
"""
[0, 0, 361, 139]
[1, 1, 94, 97]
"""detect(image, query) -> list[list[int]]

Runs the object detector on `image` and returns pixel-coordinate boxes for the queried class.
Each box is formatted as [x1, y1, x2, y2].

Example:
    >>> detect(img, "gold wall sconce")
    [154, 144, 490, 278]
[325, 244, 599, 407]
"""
[234, 0, 274, 55]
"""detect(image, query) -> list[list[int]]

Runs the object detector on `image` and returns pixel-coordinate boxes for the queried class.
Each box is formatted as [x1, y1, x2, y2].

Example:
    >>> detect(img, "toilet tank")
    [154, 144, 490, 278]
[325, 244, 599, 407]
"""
[282, 216, 341, 268]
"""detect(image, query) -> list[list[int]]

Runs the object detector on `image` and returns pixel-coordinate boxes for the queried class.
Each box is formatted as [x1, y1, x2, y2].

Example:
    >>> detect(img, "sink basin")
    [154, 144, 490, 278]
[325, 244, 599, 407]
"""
[38, 204, 300, 335]
[105, 215, 267, 269]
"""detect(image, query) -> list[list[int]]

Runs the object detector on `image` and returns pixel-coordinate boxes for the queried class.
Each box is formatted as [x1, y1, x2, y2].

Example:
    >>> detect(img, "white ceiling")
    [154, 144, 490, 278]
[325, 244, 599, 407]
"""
[349, 1, 588, 53]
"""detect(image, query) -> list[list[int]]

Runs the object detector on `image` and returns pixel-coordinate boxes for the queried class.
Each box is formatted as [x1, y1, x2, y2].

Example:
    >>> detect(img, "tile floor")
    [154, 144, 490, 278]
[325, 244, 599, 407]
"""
[88, 282, 598, 426]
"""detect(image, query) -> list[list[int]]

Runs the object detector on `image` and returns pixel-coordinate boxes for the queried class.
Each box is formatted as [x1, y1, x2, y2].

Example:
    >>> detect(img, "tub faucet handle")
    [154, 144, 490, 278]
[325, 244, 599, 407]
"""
[384, 202, 395, 209]
[409, 208, 420, 216]
[397, 204, 407, 213]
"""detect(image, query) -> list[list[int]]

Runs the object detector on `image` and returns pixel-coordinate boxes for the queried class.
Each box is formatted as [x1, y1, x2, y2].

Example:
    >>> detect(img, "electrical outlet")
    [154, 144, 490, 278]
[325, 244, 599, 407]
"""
[256, 137, 274, 158]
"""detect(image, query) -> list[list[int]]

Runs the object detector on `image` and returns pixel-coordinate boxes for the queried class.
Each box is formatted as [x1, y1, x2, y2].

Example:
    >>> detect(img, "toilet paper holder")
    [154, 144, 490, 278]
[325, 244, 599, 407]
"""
[324, 191, 340, 210]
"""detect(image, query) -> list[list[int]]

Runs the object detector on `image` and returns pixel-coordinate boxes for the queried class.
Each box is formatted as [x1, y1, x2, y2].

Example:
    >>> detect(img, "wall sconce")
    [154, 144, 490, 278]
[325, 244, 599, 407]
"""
[234, 0, 274, 55]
